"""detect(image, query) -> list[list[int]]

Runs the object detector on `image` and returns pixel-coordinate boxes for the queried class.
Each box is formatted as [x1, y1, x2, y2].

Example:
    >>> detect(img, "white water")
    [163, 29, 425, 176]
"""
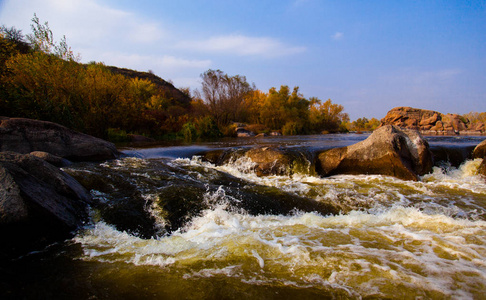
[73, 157, 486, 298]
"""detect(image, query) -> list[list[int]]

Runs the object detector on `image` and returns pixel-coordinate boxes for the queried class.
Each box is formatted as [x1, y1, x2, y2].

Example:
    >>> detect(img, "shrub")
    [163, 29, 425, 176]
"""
[180, 122, 198, 141]
[282, 121, 304, 135]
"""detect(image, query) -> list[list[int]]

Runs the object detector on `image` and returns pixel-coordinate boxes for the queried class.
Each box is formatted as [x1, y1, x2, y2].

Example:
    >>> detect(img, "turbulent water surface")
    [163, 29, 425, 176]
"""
[2, 134, 486, 299]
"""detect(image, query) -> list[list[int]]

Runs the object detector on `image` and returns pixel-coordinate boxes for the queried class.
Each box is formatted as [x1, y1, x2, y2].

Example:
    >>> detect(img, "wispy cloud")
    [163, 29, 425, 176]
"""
[94, 52, 212, 71]
[332, 32, 344, 40]
[178, 34, 306, 58]
[0, 0, 166, 46]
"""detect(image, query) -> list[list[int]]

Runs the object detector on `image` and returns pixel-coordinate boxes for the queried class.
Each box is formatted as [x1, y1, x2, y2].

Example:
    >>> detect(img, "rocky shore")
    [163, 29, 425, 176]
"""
[0, 117, 119, 258]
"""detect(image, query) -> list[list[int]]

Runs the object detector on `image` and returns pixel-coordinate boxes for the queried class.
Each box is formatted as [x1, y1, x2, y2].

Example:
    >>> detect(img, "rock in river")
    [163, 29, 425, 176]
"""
[0, 116, 119, 161]
[0, 152, 91, 257]
[473, 139, 486, 159]
[316, 125, 433, 181]
[473, 139, 486, 176]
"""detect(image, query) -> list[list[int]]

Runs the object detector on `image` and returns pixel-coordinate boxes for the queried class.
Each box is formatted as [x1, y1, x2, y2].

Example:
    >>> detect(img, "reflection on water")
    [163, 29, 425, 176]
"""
[2, 135, 486, 299]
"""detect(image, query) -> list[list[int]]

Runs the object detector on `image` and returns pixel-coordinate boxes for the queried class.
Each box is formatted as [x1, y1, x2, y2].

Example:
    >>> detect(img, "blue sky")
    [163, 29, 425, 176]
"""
[1, 0, 485, 120]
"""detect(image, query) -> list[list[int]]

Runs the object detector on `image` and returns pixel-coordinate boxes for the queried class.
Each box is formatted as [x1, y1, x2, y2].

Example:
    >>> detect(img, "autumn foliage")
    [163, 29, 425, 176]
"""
[1, 16, 351, 142]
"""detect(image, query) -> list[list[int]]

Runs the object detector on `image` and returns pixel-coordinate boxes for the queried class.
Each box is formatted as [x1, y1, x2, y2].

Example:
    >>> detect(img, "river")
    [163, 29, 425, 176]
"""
[2, 134, 486, 299]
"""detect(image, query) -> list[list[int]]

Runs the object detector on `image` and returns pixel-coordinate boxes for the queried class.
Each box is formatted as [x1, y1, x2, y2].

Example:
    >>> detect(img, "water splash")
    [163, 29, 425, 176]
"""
[74, 205, 486, 298]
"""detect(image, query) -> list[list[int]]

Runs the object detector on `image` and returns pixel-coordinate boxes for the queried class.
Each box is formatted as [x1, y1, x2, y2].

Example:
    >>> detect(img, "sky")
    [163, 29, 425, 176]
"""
[0, 0, 485, 120]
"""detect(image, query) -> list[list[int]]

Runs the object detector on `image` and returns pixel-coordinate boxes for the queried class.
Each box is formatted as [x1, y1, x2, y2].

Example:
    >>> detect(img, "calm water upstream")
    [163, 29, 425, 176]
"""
[2, 134, 486, 299]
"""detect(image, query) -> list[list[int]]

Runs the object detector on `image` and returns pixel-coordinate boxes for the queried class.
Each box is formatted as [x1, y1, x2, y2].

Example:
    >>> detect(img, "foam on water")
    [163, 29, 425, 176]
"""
[173, 156, 486, 217]
[72, 155, 486, 298]
[75, 195, 486, 298]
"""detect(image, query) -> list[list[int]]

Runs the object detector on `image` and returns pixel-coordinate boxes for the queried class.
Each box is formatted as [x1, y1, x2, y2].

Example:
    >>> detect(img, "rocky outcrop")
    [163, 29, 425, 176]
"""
[316, 125, 433, 181]
[0, 117, 119, 161]
[0, 152, 91, 257]
[380, 107, 485, 135]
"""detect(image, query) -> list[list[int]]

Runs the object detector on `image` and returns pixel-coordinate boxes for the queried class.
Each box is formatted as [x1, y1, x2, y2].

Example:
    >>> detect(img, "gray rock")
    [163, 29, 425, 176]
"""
[0, 152, 91, 257]
[30, 151, 72, 167]
[0, 117, 119, 161]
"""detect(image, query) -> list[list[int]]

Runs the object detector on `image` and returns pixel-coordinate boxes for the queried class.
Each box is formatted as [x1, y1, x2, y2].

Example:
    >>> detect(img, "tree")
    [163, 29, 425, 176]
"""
[309, 98, 348, 132]
[27, 14, 79, 61]
[197, 69, 253, 127]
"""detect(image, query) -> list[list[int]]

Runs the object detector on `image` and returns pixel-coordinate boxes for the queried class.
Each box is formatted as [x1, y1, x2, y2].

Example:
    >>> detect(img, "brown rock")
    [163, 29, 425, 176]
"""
[449, 114, 467, 131]
[317, 125, 433, 181]
[419, 113, 439, 126]
[473, 139, 486, 159]
[478, 159, 486, 176]
[0, 117, 119, 161]
[245, 147, 292, 176]
[201, 147, 300, 177]
[381, 107, 442, 131]
[430, 121, 444, 131]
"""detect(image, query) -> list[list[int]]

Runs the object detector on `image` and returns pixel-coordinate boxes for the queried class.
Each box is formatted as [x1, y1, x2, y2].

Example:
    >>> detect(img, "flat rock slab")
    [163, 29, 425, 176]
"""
[0, 116, 119, 161]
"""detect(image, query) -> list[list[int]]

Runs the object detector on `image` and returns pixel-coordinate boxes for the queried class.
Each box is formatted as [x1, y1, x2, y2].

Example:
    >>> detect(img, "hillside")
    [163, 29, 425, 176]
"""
[107, 66, 191, 107]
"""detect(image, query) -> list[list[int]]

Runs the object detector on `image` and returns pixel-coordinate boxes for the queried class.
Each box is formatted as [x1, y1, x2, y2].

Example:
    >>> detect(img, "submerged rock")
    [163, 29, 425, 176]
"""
[316, 125, 433, 181]
[202, 147, 311, 177]
[245, 147, 292, 176]
[0, 116, 119, 161]
[0, 152, 91, 257]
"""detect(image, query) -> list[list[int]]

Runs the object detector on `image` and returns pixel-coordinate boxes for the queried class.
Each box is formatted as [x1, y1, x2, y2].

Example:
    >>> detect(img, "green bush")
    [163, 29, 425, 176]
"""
[180, 122, 198, 141]
[282, 121, 304, 135]
[195, 116, 222, 139]
[107, 128, 129, 143]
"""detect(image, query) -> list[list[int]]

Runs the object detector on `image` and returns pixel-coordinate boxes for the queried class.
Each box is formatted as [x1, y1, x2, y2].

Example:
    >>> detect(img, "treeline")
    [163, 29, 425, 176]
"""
[190, 69, 349, 137]
[1, 16, 192, 140]
[1, 16, 351, 142]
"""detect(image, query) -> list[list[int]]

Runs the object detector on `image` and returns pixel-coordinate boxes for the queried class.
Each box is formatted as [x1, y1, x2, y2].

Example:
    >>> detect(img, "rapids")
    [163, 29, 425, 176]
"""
[2, 134, 486, 299]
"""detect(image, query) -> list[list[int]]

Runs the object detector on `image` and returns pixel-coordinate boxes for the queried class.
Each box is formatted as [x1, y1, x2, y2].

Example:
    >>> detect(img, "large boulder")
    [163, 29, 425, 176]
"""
[0, 117, 119, 161]
[0, 152, 91, 257]
[473, 139, 486, 176]
[316, 125, 433, 181]
[473, 139, 486, 159]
